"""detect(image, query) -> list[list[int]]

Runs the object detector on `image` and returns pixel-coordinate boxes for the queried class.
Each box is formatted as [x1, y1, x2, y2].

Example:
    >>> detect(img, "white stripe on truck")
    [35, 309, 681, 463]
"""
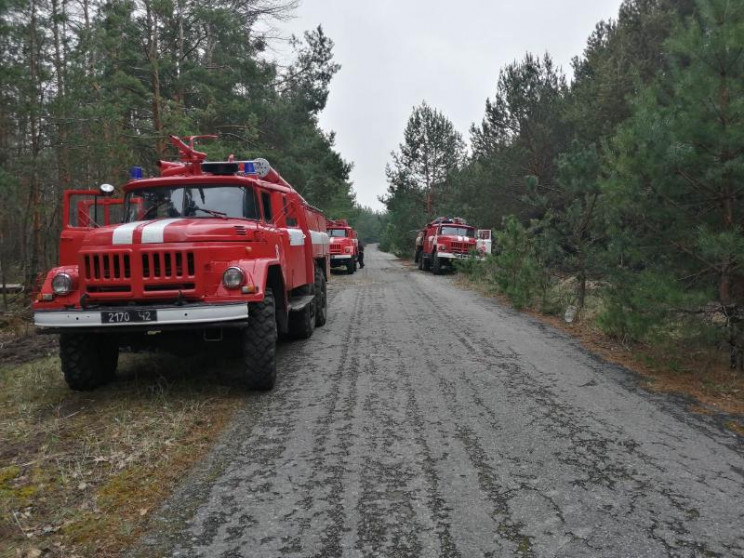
[141, 219, 180, 244]
[112, 221, 146, 245]
[311, 231, 329, 246]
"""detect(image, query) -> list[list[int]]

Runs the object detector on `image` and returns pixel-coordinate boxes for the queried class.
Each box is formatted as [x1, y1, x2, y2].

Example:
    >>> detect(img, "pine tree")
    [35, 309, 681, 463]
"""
[605, 0, 744, 366]
[381, 102, 464, 254]
[466, 53, 568, 226]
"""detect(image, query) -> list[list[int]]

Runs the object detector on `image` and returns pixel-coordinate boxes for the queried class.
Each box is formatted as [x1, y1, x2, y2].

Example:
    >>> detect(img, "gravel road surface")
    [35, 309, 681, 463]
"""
[133, 245, 744, 558]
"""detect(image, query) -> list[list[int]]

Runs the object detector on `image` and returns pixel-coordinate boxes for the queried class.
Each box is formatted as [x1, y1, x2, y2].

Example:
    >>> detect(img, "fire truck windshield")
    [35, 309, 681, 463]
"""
[124, 185, 259, 222]
[328, 228, 348, 238]
[440, 226, 475, 237]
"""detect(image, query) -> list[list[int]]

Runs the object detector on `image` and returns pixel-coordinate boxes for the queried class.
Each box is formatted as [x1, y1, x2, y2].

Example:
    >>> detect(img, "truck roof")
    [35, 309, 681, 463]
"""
[122, 174, 293, 195]
[327, 219, 353, 228]
[125, 135, 322, 213]
[425, 217, 473, 228]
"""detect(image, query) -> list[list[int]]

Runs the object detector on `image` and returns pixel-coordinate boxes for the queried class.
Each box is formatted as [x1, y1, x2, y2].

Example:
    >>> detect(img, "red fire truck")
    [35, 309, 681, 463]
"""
[33, 135, 330, 391]
[327, 219, 359, 274]
[414, 217, 487, 274]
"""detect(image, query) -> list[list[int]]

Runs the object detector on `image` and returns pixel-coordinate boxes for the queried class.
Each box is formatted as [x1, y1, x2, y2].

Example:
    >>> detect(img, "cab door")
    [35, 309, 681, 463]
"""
[476, 229, 492, 255]
[423, 226, 438, 255]
[278, 194, 309, 287]
[59, 190, 124, 265]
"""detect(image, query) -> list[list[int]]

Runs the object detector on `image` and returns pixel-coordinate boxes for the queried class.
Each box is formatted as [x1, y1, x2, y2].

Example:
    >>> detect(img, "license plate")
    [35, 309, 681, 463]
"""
[101, 309, 158, 324]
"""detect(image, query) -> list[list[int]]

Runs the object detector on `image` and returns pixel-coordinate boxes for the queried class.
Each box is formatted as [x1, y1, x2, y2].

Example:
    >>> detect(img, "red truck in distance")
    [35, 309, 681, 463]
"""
[327, 219, 359, 274]
[415, 217, 489, 274]
[33, 135, 330, 391]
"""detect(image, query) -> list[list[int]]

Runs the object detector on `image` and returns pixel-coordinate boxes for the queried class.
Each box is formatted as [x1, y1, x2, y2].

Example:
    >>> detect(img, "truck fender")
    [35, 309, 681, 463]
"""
[241, 258, 288, 333]
[240, 258, 285, 295]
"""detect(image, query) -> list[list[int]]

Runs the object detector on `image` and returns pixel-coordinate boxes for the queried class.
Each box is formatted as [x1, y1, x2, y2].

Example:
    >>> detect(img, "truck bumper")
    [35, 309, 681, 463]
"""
[330, 255, 354, 266]
[435, 252, 483, 260]
[35, 302, 249, 332]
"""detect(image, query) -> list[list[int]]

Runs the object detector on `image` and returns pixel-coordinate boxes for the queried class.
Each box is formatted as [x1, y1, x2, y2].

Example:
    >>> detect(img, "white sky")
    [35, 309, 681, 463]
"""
[276, 0, 624, 211]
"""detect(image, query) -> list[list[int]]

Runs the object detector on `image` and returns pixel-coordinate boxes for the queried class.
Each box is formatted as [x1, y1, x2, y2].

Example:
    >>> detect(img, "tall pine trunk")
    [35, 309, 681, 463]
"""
[25, 0, 43, 293]
[146, 1, 164, 156]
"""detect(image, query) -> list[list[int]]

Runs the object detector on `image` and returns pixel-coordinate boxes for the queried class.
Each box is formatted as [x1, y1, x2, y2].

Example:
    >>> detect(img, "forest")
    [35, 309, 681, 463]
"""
[381, 0, 744, 370]
[0, 0, 386, 298]
[1, 0, 742, 368]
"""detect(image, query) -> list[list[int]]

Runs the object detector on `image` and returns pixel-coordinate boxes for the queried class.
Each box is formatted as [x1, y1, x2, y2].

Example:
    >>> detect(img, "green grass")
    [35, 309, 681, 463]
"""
[0, 352, 244, 558]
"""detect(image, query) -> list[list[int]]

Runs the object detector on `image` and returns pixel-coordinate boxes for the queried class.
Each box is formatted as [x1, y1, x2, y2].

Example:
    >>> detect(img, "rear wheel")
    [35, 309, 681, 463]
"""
[289, 291, 316, 340]
[314, 266, 327, 327]
[242, 290, 277, 390]
[60, 333, 119, 391]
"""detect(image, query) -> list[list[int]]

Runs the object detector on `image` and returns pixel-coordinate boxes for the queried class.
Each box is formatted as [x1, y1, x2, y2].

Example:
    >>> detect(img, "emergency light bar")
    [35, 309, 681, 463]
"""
[201, 160, 260, 176]
[157, 136, 290, 185]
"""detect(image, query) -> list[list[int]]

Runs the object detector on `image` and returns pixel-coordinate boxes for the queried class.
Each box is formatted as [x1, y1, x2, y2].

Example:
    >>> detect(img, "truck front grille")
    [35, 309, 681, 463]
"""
[141, 251, 195, 279]
[82, 249, 198, 298]
[449, 242, 470, 254]
[330, 244, 342, 254]
[84, 253, 131, 280]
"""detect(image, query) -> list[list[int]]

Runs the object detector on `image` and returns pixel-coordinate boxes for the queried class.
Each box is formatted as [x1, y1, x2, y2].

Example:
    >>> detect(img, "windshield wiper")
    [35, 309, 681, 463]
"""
[143, 199, 173, 219]
[194, 207, 228, 219]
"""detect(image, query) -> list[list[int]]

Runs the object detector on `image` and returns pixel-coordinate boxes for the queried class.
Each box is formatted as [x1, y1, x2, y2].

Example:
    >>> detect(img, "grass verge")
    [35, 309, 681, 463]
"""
[0, 350, 244, 558]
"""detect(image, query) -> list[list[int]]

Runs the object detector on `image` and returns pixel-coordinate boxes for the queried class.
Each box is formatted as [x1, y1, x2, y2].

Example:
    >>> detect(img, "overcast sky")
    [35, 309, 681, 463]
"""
[276, 0, 624, 211]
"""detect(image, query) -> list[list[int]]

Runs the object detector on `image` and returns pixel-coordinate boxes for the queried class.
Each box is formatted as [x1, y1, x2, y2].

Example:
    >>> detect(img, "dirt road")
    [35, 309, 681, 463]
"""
[133, 246, 744, 557]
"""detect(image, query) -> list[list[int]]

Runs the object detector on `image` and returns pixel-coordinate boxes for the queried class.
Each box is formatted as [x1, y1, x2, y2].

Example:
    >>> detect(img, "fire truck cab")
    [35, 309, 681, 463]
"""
[33, 135, 330, 392]
[414, 217, 486, 274]
[327, 219, 359, 274]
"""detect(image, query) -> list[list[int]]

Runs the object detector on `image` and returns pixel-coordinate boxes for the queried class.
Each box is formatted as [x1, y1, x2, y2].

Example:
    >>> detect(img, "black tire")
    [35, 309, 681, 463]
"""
[314, 266, 327, 327]
[432, 252, 442, 274]
[288, 292, 316, 340]
[243, 290, 278, 390]
[422, 253, 431, 271]
[346, 260, 354, 274]
[60, 333, 119, 391]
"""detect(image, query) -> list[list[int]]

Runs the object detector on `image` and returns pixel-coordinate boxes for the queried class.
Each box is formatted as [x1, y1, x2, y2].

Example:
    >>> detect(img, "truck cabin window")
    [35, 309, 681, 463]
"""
[328, 229, 348, 238]
[124, 185, 259, 222]
[283, 196, 298, 227]
[261, 191, 272, 223]
[440, 226, 475, 237]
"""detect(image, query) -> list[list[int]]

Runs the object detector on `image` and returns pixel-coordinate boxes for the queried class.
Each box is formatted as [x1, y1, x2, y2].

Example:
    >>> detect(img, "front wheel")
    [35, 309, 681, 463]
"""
[60, 333, 119, 391]
[431, 253, 442, 274]
[242, 290, 278, 390]
[346, 260, 355, 274]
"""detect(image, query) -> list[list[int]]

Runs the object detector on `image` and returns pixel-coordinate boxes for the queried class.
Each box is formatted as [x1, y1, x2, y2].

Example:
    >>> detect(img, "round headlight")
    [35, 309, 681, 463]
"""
[222, 267, 244, 289]
[52, 273, 73, 295]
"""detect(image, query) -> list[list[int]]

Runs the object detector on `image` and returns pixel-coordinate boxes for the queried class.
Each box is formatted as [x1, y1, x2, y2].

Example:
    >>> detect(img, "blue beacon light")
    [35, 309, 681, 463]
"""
[130, 166, 143, 180]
